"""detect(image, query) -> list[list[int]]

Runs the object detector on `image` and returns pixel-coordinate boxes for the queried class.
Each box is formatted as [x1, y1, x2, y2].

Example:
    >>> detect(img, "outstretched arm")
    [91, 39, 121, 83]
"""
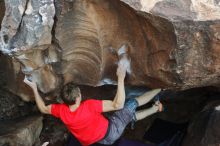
[102, 55, 128, 112]
[24, 77, 51, 114]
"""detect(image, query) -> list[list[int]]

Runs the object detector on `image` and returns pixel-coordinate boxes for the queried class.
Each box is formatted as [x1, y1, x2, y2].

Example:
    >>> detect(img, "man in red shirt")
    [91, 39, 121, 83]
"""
[24, 54, 163, 146]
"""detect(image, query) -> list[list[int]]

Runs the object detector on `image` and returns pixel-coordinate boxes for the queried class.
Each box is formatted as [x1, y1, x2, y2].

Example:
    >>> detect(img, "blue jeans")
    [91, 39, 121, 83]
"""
[98, 98, 139, 145]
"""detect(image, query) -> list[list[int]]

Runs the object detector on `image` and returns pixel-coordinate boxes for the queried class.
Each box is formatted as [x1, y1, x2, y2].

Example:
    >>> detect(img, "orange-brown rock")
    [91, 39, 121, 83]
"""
[54, 0, 178, 89]
[0, 0, 220, 99]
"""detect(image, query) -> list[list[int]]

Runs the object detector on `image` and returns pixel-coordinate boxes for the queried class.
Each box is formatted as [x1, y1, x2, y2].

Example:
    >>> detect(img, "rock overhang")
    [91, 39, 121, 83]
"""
[0, 0, 219, 100]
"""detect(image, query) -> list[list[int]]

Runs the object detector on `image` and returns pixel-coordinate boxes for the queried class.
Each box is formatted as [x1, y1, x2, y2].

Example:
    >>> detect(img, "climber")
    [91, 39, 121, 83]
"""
[24, 52, 163, 146]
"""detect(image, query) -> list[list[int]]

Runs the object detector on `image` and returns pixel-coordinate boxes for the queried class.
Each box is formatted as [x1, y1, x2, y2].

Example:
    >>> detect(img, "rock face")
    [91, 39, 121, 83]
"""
[121, 0, 220, 21]
[0, 53, 35, 101]
[182, 102, 220, 146]
[1, 1, 220, 145]
[0, 115, 43, 146]
[0, 88, 36, 120]
[0, 0, 55, 53]
[0, 1, 4, 26]
[39, 116, 69, 146]
[0, 0, 220, 99]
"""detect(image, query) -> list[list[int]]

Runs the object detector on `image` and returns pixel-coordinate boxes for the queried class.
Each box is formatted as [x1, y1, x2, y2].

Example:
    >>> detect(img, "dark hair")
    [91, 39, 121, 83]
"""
[61, 84, 81, 105]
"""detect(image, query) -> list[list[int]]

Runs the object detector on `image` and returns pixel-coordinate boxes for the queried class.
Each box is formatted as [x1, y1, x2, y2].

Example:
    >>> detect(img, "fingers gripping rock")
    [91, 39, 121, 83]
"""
[117, 44, 131, 74]
[117, 44, 128, 56]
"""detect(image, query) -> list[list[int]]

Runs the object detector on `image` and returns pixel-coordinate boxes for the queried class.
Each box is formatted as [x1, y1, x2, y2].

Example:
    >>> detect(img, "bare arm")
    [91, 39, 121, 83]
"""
[103, 76, 125, 112]
[112, 76, 125, 108]
[103, 55, 128, 112]
[24, 77, 51, 114]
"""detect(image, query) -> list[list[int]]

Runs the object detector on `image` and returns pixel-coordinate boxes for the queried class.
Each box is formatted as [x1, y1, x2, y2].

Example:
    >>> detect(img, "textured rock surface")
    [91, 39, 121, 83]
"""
[182, 101, 220, 146]
[0, 88, 36, 120]
[0, 0, 55, 53]
[0, 1, 4, 26]
[0, 115, 43, 146]
[0, 1, 220, 145]
[0, 0, 220, 99]
[54, 0, 178, 88]
[121, 0, 220, 21]
[39, 116, 69, 146]
[0, 53, 35, 101]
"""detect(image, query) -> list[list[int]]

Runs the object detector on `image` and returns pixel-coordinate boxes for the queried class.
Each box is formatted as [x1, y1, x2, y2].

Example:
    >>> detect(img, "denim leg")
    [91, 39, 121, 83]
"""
[98, 98, 138, 145]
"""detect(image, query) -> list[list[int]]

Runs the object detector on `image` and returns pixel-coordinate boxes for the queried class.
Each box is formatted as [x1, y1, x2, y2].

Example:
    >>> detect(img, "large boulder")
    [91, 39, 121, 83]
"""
[121, 0, 220, 21]
[182, 101, 220, 146]
[0, 0, 219, 99]
[0, 88, 36, 120]
[0, 115, 43, 146]
[0, 53, 35, 101]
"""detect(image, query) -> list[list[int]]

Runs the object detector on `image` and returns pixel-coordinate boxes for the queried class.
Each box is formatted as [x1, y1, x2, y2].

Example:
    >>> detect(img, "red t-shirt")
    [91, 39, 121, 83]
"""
[51, 99, 109, 146]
